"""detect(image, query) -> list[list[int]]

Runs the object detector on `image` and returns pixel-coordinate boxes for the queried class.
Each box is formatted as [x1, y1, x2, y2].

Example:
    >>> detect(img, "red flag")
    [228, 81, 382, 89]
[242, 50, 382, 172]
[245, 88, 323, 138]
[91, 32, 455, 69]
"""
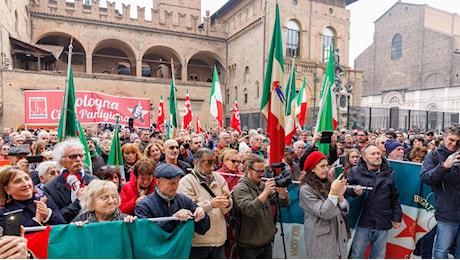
[229, 98, 241, 134]
[196, 114, 204, 133]
[25, 226, 52, 259]
[183, 89, 192, 130]
[157, 95, 165, 132]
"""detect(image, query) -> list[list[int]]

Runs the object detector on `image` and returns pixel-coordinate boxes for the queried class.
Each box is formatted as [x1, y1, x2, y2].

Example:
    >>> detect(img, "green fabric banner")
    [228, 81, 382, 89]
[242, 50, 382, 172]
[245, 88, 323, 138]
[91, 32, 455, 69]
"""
[47, 219, 194, 259]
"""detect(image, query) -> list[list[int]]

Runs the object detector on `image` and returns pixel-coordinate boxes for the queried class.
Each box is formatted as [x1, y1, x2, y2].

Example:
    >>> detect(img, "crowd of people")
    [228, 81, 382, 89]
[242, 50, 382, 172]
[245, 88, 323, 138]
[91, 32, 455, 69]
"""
[0, 123, 459, 259]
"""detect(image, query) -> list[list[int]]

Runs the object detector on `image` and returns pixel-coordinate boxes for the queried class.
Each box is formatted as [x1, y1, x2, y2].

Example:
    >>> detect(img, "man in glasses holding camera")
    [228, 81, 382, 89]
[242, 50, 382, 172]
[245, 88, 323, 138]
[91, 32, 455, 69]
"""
[232, 154, 290, 258]
[420, 125, 460, 258]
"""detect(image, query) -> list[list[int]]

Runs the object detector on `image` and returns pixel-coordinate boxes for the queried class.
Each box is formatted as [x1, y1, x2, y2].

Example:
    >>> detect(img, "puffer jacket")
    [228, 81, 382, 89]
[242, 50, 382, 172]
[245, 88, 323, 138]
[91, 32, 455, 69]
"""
[177, 170, 232, 247]
[346, 156, 402, 230]
[120, 172, 156, 215]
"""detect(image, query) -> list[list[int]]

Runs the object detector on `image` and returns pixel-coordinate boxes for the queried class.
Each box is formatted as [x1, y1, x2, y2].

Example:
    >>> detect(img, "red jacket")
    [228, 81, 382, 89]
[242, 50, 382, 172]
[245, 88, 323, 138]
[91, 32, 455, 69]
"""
[120, 172, 156, 215]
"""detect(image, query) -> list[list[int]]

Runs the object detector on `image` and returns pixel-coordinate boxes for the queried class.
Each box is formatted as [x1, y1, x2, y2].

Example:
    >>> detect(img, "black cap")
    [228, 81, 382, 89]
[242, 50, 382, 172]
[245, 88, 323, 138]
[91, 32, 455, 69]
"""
[8, 146, 31, 156]
[154, 163, 184, 179]
[426, 130, 434, 136]
[284, 146, 295, 154]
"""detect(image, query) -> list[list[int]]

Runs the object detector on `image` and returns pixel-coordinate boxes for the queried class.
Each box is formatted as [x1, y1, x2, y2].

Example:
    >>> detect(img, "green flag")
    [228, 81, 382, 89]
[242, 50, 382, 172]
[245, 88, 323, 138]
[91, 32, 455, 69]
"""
[285, 61, 296, 145]
[107, 116, 126, 183]
[315, 47, 337, 156]
[167, 60, 179, 139]
[57, 65, 92, 172]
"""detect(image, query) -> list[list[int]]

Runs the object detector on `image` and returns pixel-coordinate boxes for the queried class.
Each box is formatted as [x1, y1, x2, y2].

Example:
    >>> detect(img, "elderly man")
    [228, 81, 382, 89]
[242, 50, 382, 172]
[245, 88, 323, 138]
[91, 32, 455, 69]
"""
[229, 131, 240, 150]
[43, 138, 98, 223]
[12, 135, 26, 148]
[214, 132, 231, 160]
[7, 146, 30, 167]
[232, 154, 290, 258]
[346, 145, 402, 259]
[177, 148, 232, 258]
[293, 140, 305, 164]
[139, 129, 150, 153]
[250, 134, 267, 159]
[135, 163, 210, 234]
[385, 139, 405, 161]
[49, 130, 58, 148]
[162, 139, 191, 175]
[283, 146, 301, 181]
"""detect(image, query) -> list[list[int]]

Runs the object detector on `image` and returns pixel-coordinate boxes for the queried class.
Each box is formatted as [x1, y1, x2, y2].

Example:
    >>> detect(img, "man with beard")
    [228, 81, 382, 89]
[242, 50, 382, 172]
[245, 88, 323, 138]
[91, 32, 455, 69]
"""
[44, 138, 98, 222]
[162, 139, 191, 175]
[354, 130, 368, 151]
[346, 145, 402, 259]
[385, 139, 405, 161]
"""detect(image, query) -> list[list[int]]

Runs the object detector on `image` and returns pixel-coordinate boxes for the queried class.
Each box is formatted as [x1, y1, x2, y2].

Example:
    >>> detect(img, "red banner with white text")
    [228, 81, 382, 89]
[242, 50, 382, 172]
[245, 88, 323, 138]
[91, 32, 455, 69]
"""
[24, 90, 150, 128]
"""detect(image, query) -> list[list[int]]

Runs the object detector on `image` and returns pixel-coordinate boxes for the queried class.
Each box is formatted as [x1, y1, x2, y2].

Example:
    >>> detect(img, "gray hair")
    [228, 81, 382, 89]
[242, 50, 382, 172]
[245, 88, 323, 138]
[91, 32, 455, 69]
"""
[36, 161, 58, 178]
[375, 136, 387, 146]
[193, 148, 214, 162]
[53, 138, 84, 167]
[80, 179, 120, 211]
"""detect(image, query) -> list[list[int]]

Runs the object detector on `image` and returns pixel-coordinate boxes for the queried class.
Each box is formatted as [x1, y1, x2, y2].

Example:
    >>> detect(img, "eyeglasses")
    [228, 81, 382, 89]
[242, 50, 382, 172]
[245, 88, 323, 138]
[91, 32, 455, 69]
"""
[2, 148, 9, 150]
[168, 146, 179, 150]
[201, 159, 215, 165]
[47, 170, 60, 175]
[64, 153, 86, 160]
[98, 194, 118, 202]
[229, 159, 241, 164]
[248, 166, 265, 174]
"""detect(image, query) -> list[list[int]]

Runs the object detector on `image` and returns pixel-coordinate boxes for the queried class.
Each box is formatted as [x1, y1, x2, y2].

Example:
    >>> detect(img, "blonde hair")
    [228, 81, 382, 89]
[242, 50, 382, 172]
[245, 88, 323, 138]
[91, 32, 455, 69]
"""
[80, 180, 120, 211]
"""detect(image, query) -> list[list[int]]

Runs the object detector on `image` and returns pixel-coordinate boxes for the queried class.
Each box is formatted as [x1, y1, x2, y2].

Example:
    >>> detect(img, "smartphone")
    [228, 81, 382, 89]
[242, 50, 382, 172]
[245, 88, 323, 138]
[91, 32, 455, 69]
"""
[3, 209, 23, 236]
[320, 131, 333, 143]
[334, 166, 343, 179]
[226, 190, 234, 198]
[26, 155, 44, 163]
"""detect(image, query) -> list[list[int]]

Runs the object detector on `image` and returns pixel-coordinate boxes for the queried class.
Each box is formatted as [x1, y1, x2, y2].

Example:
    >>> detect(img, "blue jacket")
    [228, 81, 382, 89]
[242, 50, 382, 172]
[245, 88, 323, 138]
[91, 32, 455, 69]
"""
[420, 145, 460, 223]
[43, 174, 98, 223]
[346, 157, 402, 230]
[0, 195, 66, 227]
[134, 191, 210, 234]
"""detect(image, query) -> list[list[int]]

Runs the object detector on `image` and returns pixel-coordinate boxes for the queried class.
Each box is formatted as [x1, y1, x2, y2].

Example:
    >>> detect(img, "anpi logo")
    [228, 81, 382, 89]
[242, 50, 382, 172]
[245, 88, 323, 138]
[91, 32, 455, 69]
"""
[29, 97, 48, 119]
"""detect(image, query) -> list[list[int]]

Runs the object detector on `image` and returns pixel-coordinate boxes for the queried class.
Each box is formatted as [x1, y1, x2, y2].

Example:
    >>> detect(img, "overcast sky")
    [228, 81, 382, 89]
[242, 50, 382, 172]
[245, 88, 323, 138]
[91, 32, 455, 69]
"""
[108, 0, 460, 67]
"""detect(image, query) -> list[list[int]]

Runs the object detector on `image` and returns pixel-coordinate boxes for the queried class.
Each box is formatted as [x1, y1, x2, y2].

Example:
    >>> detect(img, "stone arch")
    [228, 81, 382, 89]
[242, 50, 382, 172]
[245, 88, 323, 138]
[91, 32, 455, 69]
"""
[284, 17, 304, 31]
[34, 32, 87, 73]
[141, 46, 182, 79]
[383, 91, 404, 106]
[423, 72, 444, 88]
[187, 51, 225, 83]
[92, 39, 137, 75]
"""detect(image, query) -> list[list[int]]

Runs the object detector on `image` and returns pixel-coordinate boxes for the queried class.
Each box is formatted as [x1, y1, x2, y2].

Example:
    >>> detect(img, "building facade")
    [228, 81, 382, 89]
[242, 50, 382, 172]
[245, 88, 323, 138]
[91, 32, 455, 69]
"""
[0, 0, 362, 130]
[356, 2, 460, 122]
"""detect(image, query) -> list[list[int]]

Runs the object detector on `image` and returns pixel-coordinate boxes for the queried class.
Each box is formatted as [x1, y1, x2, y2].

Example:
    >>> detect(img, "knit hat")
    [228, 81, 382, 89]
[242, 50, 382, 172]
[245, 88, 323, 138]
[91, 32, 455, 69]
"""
[385, 139, 403, 155]
[303, 151, 327, 171]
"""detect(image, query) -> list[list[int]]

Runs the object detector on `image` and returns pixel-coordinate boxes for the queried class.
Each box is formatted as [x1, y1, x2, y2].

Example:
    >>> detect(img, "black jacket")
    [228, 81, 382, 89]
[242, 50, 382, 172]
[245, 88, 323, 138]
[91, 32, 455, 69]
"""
[346, 157, 402, 230]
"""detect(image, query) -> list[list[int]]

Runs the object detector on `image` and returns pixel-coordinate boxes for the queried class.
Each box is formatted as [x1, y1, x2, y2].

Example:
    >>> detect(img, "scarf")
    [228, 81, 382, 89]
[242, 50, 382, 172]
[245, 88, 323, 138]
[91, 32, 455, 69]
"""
[155, 185, 176, 203]
[61, 169, 85, 202]
[84, 208, 124, 223]
[193, 168, 214, 185]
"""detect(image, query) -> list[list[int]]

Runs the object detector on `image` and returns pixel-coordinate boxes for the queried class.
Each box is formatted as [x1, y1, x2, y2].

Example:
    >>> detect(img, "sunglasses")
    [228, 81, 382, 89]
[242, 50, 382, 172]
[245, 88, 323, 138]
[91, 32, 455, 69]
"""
[168, 146, 179, 150]
[248, 166, 265, 174]
[202, 159, 215, 165]
[229, 159, 241, 164]
[64, 153, 86, 160]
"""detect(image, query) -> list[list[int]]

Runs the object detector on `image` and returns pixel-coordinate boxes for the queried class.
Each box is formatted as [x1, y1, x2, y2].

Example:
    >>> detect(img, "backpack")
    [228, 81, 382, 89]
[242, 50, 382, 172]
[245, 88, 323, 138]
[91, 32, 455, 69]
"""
[227, 182, 251, 228]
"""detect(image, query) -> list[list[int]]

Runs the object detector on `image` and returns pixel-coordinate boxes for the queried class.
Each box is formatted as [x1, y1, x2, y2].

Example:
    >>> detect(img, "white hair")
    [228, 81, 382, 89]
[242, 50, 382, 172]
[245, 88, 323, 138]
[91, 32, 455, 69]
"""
[36, 161, 58, 178]
[53, 138, 84, 167]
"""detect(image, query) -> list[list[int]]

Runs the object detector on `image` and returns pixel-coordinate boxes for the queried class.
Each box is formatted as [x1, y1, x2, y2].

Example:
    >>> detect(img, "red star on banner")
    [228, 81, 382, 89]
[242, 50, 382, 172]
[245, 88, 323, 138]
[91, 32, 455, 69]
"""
[394, 212, 428, 242]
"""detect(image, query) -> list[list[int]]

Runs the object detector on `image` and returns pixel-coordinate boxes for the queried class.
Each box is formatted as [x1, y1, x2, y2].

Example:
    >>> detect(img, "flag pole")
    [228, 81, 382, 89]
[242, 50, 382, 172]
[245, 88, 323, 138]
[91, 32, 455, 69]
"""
[61, 37, 74, 141]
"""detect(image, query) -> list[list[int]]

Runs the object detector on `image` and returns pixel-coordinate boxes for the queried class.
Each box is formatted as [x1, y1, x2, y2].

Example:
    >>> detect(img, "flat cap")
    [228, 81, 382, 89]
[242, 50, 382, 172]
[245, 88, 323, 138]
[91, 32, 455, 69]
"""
[8, 146, 31, 156]
[285, 146, 295, 154]
[154, 163, 184, 179]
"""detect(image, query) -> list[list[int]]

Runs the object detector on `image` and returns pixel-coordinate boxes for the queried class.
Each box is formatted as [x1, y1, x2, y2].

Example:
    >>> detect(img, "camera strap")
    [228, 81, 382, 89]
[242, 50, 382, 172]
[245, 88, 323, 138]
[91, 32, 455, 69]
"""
[200, 183, 216, 198]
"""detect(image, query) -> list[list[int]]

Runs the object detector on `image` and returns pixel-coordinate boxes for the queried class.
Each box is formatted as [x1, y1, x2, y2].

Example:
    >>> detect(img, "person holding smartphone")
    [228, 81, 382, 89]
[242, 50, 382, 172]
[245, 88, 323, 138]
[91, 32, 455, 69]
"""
[0, 226, 31, 259]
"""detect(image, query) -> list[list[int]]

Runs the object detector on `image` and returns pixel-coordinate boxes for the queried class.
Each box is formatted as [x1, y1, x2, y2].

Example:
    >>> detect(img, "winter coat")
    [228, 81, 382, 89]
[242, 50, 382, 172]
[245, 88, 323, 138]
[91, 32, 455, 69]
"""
[299, 184, 349, 259]
[120, 172, 156, 215]
[72, 208, 128, 223]
[420, 145, 460, 223]
[177, 170, 232, 247]
[346, 157, 402, 230]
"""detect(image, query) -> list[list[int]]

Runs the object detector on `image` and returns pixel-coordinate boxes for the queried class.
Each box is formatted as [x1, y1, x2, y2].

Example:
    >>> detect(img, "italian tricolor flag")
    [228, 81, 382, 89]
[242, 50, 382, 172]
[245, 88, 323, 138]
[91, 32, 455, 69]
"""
[209, 65, 223, 127]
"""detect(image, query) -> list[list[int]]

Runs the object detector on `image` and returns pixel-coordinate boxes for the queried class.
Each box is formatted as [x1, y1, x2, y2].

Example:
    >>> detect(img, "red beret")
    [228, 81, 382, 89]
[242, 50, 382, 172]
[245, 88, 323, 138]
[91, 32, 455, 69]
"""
[303, 151, 327, 171]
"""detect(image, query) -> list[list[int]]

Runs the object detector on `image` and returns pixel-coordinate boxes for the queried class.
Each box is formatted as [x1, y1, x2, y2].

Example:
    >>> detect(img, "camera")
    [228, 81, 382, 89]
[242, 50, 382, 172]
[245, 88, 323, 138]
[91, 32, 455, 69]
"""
[270, 162, 292, 188]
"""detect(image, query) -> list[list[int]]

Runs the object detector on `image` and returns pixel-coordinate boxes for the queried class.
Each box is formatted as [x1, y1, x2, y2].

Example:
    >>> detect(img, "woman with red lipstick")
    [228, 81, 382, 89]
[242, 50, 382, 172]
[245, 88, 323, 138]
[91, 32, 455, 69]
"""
[0, 166, 66, 227]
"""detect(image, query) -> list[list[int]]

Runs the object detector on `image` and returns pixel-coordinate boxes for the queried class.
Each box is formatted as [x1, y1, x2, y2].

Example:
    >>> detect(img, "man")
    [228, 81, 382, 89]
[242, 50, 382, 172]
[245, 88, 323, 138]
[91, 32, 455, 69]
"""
[420, 125, 460, 258]
[425, 130, 435, 146]
[92, 139, 111, 173]
[7, 146, 30, 167]
[139, 129, 150, 153]
[12, 135, 25, 147]
[85, 126, 96, 138]
[229, 131, 240, 150]
[190, 135, 203, 157]
[354, 130, 368, 151]
[214, 132, 230, 159]
[344, 133, 354, 146]
[298, 130, 308, 142]
[347, 145, 402, 259]
[162, 139, 191, 175]
[283, 146, 301, 181]
[135, 163, 210, 234]
[250, 134, 267, 159]
[232, 154, 290, 258]
[0, 228, 30, 259]
[37, 130, 50, 146]
[177, 148, 232, 258]
[49, 130, 58, 147]
[293, 140, 305, 164]
[385, 139, 405, 161]
[44, 138, 98, 222]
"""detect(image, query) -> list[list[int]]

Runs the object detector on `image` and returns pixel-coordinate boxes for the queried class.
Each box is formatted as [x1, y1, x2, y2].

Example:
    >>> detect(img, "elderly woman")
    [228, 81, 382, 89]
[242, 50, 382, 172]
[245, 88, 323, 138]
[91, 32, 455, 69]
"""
[299, 151, 349, 259]
[35, 161, 60, 197]
[95, 166, 121, 193]
[122, 143, 144, 182]
[72, 179, 136, 224]
[144, 142, 163, 163]
[120, 158, 156, 215]
[0, 166, 66, 227]
[216, 148, 245, 190]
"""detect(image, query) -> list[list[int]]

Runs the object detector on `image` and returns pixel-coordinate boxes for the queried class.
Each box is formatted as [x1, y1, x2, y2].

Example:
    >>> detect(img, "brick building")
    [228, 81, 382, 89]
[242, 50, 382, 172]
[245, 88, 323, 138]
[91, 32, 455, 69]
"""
[356, 2, 460, 118]
[0, 0, 362, 130]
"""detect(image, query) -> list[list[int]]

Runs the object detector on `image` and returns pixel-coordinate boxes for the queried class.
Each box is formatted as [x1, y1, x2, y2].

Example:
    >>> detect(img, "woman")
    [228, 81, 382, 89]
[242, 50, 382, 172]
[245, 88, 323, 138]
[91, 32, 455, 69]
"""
[299, 151, 349, 259]
[35, 161, 60, 197]
[410, 146, 428, 163]
[72, 179, 136, 224]
[144, 142, 163, 163]
[96, 166, 122, 193]
[121, 143, 144, 182]
[343, 148, 360, 176]
[30, 140, 46, 156]
[216, 148, 245, 190]
[0, 144, 10, 160]
[120, 158, 156, 215]
[0, 166, 66, 227]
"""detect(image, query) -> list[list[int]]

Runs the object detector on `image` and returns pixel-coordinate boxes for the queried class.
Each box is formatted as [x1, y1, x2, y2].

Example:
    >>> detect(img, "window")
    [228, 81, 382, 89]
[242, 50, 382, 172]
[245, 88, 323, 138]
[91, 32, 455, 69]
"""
[256, 81, 260, 98]
[391, 33, 402, 60]
[244, 66, 249, 82]
[322, 27, 335, 62]
[286, 20, 300, 58]
[244, 93, 248, 104]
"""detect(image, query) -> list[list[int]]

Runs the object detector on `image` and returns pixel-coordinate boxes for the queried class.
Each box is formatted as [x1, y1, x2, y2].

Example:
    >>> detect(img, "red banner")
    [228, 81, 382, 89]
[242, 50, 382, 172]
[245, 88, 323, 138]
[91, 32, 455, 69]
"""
[24, 90, 150, 128]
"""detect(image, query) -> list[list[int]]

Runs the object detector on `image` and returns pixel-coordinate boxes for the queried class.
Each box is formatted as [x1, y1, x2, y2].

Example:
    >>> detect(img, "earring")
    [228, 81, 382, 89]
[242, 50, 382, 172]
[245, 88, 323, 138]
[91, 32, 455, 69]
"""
[6, 193, 12, 203]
